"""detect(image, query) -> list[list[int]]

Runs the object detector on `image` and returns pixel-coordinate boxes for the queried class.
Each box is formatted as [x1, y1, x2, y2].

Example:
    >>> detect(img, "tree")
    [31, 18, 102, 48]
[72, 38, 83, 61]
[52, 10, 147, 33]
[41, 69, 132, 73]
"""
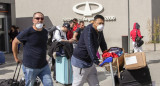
[153, 18, 160, 51]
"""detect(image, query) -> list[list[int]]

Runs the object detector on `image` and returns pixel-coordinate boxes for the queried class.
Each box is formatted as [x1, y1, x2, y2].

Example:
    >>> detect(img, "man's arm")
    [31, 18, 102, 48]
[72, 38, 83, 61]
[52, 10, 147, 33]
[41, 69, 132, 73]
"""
[100, 32, 107, 52]
[70, 28, 80, 42]
[12, 37, 21, 63]
[84, 28, 98, 64]
[72, 32, 78, 41]
[61, 39, 72, 43]
[54, 30, 72, 43]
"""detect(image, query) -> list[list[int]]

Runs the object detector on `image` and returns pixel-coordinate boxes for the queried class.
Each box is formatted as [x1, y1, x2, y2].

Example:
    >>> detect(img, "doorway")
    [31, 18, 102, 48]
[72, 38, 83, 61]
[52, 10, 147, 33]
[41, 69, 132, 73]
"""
[0, 14, 9, 53]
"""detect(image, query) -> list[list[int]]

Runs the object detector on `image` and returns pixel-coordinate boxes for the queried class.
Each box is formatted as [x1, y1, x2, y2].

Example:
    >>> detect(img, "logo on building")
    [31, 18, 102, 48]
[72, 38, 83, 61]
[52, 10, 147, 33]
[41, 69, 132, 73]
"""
[63, 2, 116, 22]
[73, 1, 103, 16]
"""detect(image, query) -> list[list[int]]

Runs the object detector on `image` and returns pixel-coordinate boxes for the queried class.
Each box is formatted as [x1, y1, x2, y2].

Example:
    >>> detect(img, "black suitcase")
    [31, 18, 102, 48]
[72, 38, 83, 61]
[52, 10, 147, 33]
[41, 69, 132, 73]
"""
[119, 66, 152, 86]
[19, 77, 41, 86]
[0, 63, 21, 86]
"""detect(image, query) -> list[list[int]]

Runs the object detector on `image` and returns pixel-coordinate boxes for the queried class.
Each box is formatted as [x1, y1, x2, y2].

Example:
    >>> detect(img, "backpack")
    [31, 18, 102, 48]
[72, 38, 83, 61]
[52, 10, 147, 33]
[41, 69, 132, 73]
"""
[46, 26, 61, 46]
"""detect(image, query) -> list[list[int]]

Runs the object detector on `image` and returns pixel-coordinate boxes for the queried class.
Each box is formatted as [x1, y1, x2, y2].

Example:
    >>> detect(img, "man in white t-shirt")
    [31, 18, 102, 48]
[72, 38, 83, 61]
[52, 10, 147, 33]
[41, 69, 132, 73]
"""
[51, 23, 73, 81]
[52, 23, 72, 43]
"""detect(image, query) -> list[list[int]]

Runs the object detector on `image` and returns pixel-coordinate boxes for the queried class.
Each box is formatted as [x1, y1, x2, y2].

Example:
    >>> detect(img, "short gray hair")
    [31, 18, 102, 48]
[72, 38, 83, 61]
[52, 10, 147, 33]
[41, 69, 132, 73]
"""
[33, 12, 44, 18]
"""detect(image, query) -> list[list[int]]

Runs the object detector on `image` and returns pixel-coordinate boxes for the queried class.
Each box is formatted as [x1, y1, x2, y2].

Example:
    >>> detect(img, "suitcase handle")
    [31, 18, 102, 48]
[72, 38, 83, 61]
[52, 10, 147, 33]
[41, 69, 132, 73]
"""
[12, 63, 21, 82]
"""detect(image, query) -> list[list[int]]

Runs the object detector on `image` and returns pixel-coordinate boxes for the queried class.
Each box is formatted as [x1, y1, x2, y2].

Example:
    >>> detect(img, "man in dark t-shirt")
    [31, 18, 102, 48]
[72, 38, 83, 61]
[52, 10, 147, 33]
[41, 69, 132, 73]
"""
[71, 21, 85, 49]
[72, 21, 85, 41]
[12, 12, 53, 86]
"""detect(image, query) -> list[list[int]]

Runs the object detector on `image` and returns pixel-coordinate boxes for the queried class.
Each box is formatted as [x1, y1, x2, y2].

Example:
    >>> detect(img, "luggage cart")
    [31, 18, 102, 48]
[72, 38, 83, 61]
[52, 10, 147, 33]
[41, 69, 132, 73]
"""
[109, 61, 116, 86]
[100, 57, 117, 86]
[100, 47, 124, 86]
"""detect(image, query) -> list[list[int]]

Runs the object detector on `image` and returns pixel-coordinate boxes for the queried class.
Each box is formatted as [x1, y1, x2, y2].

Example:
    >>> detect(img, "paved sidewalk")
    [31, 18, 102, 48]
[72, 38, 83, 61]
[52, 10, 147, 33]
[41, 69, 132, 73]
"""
[0, 50, 160, 86]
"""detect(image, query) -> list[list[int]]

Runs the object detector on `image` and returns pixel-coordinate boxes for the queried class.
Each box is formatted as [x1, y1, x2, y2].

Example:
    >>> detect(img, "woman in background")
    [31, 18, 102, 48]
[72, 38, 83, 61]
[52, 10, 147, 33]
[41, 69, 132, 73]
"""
[130, 22, 143, 53]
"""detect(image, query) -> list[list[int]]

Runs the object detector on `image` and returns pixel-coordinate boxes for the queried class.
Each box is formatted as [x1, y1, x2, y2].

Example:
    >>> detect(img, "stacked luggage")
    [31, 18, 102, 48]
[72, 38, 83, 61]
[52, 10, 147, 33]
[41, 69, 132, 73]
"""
[48, 40, 73, 85]
[119, 66, 152, 86]
[55, 51, 73, 85]
[100, 47, 152, 86]
[119, 52, 152, 86]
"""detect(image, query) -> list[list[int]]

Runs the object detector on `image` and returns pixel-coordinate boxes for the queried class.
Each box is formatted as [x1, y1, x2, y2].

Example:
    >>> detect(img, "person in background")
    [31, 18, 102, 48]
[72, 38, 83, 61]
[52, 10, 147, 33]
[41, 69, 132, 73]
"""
[48, 23, 72, 81]
[12, 12, 53, 86]
[71, 15, 107, 86]
[71, 21, 85, 49]
[72, 18, 79, 32]
[89, 20, 94, 24]
[72, 21, 85, 42]
[67, 20, 74, 40]
[9, 25, 18, 43]
[130, 22, 143, 53]
[52, 23, 72, 43]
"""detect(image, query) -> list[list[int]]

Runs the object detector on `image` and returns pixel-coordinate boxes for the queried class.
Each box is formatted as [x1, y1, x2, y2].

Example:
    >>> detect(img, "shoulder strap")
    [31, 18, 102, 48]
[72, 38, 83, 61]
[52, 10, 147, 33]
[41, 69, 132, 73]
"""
[49, 26, 57, 34]
[52, 28, 63, 42]
[50, 26, 58, 39]
[52, 28, 62, 37]
[56, 29, 62, 37]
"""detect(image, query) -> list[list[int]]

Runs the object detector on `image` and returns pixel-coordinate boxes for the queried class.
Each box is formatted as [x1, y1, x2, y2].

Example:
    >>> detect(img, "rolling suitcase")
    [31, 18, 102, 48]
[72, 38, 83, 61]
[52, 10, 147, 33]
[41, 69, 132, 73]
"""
[0, 51, 5, 64]
[0, 63, 21, 86]
[119, 66, 152, 86]
[56, 55, 73, 85]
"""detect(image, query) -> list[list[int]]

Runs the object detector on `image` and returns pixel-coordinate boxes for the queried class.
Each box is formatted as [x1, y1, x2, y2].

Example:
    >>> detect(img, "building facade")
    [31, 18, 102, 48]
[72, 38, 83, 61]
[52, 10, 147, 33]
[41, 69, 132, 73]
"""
[0, 0, 16, 53]
[15, 0, 160, 51]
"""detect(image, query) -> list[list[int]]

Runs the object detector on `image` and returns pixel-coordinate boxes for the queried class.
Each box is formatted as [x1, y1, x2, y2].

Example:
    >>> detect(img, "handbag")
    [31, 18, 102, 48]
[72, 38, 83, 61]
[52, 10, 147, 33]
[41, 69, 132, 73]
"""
[135, 30, 144, 47]
[135, 30, 141, 42]
[137, 40, 144, 47]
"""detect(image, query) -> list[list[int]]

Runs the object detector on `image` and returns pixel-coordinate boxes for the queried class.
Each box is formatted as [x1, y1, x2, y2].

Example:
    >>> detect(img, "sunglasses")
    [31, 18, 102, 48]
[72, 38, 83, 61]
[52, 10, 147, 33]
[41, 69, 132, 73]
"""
[34, 17, 44, 20]
[98, 23, 104, 25]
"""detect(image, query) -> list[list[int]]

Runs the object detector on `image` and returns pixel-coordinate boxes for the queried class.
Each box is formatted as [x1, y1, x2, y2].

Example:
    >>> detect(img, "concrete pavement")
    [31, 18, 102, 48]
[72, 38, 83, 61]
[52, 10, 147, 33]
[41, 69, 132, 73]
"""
[0, 50, 160, 86]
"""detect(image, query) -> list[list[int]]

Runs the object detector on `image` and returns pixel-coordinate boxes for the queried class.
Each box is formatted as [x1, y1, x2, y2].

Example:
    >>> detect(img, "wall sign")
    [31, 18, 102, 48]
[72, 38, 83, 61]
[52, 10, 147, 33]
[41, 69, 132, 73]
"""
[63, 16, 116, 22]
[0, 4, 8, 11]
[73, 1, 103, 16]
[63, 1, 116, 22]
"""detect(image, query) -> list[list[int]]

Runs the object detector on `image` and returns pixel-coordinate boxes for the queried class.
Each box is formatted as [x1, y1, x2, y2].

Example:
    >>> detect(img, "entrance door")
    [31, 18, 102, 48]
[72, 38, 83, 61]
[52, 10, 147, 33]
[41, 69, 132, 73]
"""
[0, 15, 9, 53]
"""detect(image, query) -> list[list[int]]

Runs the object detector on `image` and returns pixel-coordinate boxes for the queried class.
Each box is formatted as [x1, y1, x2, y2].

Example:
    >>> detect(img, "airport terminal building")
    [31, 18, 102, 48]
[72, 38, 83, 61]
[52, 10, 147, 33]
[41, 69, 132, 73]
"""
[1, 0, 160, 52]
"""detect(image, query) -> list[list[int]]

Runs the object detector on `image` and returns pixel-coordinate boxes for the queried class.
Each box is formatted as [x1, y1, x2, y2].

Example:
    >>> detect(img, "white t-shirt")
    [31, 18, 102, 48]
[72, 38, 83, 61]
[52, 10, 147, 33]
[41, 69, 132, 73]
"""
[52, 26, 67, 42]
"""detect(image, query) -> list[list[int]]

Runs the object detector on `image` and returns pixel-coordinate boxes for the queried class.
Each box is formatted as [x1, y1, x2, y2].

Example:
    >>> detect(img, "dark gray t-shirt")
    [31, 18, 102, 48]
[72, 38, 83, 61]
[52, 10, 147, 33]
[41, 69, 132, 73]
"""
[75, 28, 84, 41]
[17, 27, 48, 68]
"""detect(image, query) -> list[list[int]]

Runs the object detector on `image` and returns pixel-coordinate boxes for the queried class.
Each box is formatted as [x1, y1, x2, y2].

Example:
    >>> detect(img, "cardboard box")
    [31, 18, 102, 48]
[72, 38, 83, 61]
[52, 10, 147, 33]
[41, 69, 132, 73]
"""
[104, 53, 124, 72]
[103, 48, 124, 72]
[124, 52, 146, 70]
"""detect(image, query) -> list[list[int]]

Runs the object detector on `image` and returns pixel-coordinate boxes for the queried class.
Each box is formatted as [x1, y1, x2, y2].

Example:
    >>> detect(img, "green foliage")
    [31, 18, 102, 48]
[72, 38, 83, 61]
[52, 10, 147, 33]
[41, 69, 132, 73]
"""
[153, 18, 160, 43]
